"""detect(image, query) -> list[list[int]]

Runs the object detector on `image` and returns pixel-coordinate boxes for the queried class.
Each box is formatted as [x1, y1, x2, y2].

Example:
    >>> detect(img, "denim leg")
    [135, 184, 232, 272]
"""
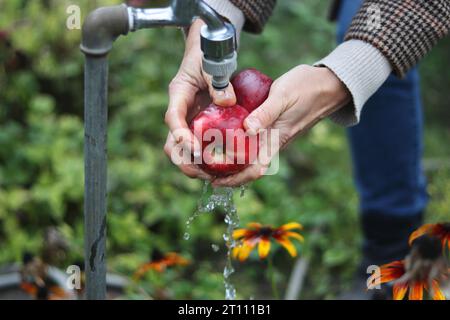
[336, 0, 428, 265]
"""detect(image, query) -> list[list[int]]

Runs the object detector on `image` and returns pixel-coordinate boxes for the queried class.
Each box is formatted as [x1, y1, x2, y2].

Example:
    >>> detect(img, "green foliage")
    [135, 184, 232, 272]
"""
[0, 0, 449, 299]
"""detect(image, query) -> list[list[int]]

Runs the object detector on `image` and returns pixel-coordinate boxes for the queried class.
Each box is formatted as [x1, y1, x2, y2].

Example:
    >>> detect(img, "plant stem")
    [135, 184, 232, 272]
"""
[267, 255, 279, 299]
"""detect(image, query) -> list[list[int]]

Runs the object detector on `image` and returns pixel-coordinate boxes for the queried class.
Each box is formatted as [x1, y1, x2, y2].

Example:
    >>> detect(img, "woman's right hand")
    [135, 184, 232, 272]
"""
[163, 19, 237, 180]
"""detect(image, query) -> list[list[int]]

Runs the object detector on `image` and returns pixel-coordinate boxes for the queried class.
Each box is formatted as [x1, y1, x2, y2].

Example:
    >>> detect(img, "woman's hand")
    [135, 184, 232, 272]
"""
[212, 64, 351, 187]
[164, 19, 237, 180]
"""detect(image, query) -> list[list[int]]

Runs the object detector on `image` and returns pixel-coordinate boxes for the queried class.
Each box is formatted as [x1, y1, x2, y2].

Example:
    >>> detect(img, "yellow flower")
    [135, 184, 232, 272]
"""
[232, 222, 304, 261]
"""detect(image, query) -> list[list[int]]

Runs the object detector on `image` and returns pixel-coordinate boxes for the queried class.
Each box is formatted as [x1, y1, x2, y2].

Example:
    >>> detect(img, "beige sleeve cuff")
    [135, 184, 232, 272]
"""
[204, 0, 245, 42]
[183, 1, 245, 43]
[315, 40, 392, 126]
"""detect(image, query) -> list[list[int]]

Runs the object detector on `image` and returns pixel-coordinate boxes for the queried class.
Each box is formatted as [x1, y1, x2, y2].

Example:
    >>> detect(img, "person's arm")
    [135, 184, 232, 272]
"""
[213, 0, 450, 187]
[316, 0, 450, 126]
[228, 0, 277, 33]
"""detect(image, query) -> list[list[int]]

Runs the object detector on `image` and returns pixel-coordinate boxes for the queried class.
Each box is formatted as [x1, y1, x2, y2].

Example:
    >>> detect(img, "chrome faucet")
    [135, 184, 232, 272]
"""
[81, 0, 237, 89]
[128, 0, 237, 89]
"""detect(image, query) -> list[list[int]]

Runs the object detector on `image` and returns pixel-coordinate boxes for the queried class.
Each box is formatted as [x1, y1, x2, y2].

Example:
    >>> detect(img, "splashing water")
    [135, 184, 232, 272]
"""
[183, 181, 240, 300]
[183, 181, 211, 241]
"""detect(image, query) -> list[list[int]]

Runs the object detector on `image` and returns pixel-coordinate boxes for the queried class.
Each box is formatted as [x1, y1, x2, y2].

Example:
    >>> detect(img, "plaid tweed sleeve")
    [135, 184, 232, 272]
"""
[344, 0, 450, 77]
[229, 0, 277, 33]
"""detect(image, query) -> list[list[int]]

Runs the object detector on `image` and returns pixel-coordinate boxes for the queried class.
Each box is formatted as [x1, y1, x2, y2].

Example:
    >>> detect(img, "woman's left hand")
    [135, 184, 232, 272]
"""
[212, 65, 351, 187]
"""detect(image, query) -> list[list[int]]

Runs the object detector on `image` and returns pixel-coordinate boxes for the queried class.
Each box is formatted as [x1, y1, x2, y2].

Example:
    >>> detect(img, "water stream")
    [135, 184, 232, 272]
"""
[183, 181, 240, 300]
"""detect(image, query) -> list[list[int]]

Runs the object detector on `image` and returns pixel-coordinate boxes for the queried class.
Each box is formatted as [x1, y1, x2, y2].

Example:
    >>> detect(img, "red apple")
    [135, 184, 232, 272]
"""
[231, 68, 273, 113]
[190, 104, 258, 177]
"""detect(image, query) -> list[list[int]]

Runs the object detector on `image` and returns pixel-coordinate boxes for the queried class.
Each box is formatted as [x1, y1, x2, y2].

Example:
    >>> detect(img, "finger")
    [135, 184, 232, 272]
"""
[212, 164, 267, 188]
[244, 88, 285, 135]
[164, 133, 211, 180]
[212, 130, 279, 187]
[204, 73, 237, 107]
[179, 164, 212, 180]
[166, 78, 202, 156]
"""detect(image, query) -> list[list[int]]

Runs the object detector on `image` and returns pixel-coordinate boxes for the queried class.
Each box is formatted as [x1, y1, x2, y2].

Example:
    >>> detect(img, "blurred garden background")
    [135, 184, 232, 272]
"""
[0, 0, 449, 299]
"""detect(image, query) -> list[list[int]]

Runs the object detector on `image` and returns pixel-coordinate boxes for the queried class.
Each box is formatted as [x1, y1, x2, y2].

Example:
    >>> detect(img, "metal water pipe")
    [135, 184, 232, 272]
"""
[80, 1, 237, 300]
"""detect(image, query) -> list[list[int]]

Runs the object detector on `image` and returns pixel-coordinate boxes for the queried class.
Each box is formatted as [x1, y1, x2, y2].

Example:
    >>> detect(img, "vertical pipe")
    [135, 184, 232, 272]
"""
[84, 56, 108, 300]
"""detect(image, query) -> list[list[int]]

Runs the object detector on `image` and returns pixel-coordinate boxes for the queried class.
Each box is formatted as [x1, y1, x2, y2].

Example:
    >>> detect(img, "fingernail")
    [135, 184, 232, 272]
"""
[216, 90, 225, 97]
[245, 118, 260, 136]
[223, 91, 233, 100]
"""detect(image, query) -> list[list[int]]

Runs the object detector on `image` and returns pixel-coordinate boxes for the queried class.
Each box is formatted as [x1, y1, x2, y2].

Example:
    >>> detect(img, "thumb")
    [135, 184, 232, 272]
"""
[244, 91, 284, 135]
[204, 73, 237, 107]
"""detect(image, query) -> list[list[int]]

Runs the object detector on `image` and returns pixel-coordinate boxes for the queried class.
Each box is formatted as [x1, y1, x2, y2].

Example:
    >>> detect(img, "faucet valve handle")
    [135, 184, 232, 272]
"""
[202, 52, 237, 90]
[200, 22, 237, 90]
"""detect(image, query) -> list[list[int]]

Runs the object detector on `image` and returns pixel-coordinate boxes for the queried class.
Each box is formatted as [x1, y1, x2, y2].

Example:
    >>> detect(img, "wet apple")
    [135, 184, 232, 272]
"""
[231, 68, 273, 113]
[190, 104, 258, 177]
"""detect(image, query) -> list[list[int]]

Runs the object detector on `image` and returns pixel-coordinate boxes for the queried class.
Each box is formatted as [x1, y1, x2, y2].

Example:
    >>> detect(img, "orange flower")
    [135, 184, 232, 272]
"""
[20, 282, 69, 300]
[368, 260, 446, 300]
[133, 252, 190, 279]
[232, 222, 304, 261]
[409, 223, 450, 251]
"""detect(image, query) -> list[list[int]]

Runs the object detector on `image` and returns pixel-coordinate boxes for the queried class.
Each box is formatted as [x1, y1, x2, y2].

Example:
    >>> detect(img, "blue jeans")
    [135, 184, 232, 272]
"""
[337, 0, 428, 264]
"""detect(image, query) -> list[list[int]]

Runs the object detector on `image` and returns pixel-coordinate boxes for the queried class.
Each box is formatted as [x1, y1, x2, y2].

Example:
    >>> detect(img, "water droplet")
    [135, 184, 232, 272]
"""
[225, 284, 236, 300]
[211, 244, 220, 252]
[183, 232, 190, 240]
[223, 264, 235, 278]
[240, 185, 246, 198]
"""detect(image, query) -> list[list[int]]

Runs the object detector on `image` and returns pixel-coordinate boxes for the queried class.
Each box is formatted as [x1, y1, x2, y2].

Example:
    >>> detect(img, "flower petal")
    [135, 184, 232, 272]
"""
[20, 283, 37, 296]
[379, 261, 405, 284]
[409, 224, 435, 245]
[258, 238, 271, 259]
[275, 237, 297, 257]
[284, 231, 304, 242]
[233, 229, 249, 239]
[232, 246, 240, 259]
[380, 270, 402, 284]
[164, 253, 190, 266]
[393, 282, 408, 300]
[431, 280, 446, 300]
[408, 282, 424, 300]
[279, 222, 303, 231]
[237, 242, 255, 262]
[247, 222, 263, 230]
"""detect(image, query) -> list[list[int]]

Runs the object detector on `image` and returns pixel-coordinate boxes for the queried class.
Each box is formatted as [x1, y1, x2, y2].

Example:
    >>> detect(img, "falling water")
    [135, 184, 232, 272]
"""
[183, 181, 240, 300]
[183, 181, 210, 240]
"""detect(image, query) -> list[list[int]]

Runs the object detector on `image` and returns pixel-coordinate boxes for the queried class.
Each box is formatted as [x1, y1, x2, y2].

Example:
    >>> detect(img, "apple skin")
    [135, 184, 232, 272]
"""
[190, 104, 258, 177]
[231, 68, 273, 113]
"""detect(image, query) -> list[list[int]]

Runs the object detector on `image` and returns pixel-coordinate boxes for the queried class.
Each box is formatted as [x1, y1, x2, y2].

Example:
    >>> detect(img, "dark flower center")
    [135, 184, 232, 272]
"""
[258, 227, 274, 237]
[412, 235, 442, 260]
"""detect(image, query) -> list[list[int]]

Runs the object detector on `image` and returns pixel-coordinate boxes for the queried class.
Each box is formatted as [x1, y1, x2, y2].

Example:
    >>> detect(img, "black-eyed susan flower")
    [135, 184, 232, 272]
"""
[133, 251, 190, 279]
[232, 222, 304, 261]
[368, 260, 447, 300]
[409, 223, 450, 251]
